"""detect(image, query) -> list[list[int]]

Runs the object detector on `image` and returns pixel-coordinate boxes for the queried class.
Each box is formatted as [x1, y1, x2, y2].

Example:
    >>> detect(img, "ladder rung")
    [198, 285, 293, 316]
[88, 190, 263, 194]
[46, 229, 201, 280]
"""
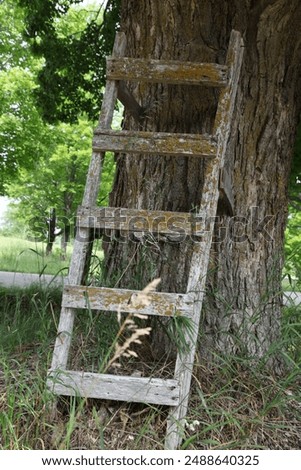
[62, 285, 192, 317]
[107, 57, 228, 87]
[93, 130, 217, 157]
[77, 206, 204, 236]
[48, 370, 180, 406]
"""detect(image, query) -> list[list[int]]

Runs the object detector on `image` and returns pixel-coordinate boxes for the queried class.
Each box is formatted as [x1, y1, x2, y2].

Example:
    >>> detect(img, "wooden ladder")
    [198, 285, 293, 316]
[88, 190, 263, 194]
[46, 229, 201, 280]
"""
[47, 30, 244, 450]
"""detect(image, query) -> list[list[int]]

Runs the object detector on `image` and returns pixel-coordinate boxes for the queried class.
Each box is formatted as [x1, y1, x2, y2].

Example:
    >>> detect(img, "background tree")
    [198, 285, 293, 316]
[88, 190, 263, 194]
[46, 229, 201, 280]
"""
[0, 0, 46, 194]
[0, 66, 46, 194]
[17, 0, 120, 122]
[7, 119, 90, 255]
[7, 118, 115, 256]
[1, 1, 117, 253]
[0, 0, 33, 71]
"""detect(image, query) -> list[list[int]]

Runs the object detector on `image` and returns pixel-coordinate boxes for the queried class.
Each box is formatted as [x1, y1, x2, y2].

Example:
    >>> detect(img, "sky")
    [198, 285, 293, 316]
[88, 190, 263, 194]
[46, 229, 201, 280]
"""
[81, 0, 107, 6]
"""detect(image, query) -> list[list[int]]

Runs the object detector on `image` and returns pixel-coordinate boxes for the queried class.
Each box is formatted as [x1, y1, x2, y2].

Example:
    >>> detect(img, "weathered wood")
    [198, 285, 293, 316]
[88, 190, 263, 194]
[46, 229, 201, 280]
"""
[62, 285, 192, 317]
[93, 130, 217, 157]
[48, 29, 244, 452]
[107, 57, 228, 87]
[165, 30, 244, 450]
[84, 34, 127, 207]
[50, 33, 127, 372]
[47, 371, 180, 406]
[76, 206, 204, 236]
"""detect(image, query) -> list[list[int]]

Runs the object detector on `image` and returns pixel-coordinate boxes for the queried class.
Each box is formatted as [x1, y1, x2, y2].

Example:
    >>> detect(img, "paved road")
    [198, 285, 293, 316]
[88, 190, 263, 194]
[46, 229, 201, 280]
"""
[0, 271, 68, 289]
[283, 291, 301, 306]
[0, 271, 300, 306]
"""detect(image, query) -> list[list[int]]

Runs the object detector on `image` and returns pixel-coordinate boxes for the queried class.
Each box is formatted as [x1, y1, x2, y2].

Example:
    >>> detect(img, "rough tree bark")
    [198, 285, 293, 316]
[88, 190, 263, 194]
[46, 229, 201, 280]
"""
[103, 0, 301, 367]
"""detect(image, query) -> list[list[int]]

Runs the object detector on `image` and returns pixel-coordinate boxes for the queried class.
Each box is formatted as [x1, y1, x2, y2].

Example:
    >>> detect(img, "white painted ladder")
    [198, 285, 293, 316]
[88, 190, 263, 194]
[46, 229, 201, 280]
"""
[47, 30, 244, 450]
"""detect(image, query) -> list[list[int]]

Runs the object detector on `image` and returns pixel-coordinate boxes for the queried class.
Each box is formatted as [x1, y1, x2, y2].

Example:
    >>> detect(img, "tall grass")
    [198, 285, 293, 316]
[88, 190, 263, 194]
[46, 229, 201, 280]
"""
[0, 282, 300, 450]
[0, 235, 71, 275]
[0, 235, 104, 277]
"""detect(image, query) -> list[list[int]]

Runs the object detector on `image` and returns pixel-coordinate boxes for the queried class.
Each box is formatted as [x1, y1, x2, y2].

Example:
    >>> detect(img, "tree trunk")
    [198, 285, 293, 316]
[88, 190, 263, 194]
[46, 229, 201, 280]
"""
[61, 186, 74, 260]
[46, 207, 56, 255]
[103, 0, 301, 368]
[60, 221, 70, 261]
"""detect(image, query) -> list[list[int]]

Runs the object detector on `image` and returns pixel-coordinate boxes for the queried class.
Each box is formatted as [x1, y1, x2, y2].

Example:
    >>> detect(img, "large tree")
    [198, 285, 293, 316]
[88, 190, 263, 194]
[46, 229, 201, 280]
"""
[17, 0, 301, 369]
[103, 0, 301, 367]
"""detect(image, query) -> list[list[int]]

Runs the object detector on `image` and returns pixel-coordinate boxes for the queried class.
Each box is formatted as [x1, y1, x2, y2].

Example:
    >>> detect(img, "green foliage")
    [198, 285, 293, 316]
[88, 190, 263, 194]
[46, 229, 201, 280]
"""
[0, 285, 61, 353]
[164, 315, 196, 354]
[17, 0, 121, 123]
[5, 116, 116, 242]
[0, 205, 28, 237]
[8, 118, 91, 232]
[0, 0, 34, 70]
[0, 69, 47, 192]
[285, 211, 301, 288]
[285, 123, 301, 287]
[0, 1, 45, 193]
[0, 0, 117, 237]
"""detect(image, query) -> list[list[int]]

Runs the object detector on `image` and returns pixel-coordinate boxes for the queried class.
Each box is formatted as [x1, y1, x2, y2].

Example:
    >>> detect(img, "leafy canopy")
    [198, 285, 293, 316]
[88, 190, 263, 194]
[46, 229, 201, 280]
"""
[17, 0, 120, 123]
[0, 0, 34, 71]
[1, 0, 117, 236]
[0, 64, 47, 194]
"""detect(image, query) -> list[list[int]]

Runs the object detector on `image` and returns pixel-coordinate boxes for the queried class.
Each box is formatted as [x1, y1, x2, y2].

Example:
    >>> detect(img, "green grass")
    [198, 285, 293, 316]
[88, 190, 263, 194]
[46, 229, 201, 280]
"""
[0, 235, 71, 275]
[0, 285, 60, 449]
[0, 232, 300, 449]
[0, 284, 300, 450]
[0, 235, 104, 277]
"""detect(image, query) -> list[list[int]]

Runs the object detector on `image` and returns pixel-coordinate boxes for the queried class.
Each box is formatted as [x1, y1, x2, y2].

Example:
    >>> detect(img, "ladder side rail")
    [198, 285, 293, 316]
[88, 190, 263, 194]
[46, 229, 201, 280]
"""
[165, 30, 244, 450]
[83, 32, 127, 207]
[49, 33, 126, 372]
